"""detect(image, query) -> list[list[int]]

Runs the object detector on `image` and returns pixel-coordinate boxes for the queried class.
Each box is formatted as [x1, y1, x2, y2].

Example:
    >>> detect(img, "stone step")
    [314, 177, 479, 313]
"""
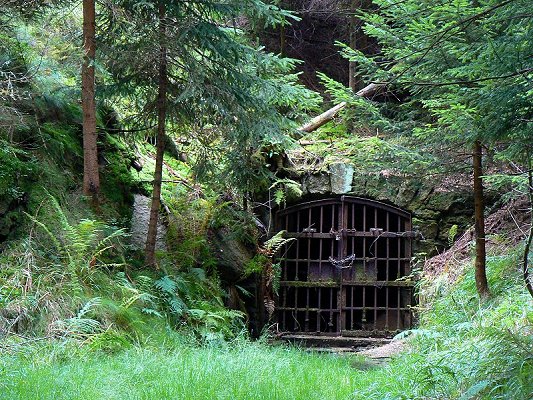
[279, 334, 392, 351]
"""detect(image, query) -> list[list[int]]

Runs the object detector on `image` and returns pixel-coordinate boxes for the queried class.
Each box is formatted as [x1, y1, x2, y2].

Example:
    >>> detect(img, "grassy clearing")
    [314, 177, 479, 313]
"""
[0, 339, 374, 400]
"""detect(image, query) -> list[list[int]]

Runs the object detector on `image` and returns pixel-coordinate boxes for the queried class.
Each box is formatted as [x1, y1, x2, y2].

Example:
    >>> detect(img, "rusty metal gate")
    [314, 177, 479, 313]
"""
[275, 196, 414, 336]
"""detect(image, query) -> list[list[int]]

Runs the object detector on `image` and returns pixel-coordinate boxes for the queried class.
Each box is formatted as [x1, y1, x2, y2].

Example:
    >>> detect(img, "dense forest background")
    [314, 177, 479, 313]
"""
[0, 0, 531, 399]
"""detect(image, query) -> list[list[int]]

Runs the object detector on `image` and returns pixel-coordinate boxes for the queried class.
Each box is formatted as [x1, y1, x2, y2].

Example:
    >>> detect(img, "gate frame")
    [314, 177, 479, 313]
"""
[274, 196, 415, 336]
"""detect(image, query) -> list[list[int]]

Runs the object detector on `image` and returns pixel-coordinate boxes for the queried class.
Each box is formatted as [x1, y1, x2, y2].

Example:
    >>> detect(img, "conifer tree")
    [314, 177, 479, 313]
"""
[337, 0, 532, 298]
[100, 0, 320, 266]
[82, 0, 100, 201]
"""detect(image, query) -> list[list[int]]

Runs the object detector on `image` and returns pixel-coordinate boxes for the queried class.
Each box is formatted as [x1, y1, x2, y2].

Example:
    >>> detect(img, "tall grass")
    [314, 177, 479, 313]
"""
[2, 250, 530, 400]
[351, 249, 533, 400]
[0, 338, 370, 400]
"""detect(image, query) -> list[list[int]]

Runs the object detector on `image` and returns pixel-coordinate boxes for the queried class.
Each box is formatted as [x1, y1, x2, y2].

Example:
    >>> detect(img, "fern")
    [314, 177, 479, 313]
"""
[155, 276, 178, 294]
[76, 297, 101, 319]
[155, 275, 188, 317]
[263, 230, 295, 257]
[269, 178, 303, 206]
[25, 195, 128, 289]
[51, 297, 103, 338]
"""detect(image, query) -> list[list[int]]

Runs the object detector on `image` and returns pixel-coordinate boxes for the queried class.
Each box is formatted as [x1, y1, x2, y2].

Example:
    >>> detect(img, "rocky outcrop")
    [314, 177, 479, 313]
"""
[130, 194, 167, 251]
[208, 227, 254, 283]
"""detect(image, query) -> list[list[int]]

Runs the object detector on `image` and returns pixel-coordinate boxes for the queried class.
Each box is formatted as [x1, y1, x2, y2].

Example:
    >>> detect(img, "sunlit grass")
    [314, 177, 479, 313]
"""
[1, 251, 531, 400]
[1, 341, 377, 400]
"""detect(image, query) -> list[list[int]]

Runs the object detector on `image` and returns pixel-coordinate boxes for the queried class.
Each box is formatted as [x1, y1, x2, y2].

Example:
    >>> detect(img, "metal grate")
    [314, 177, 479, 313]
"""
[275, 196, 414, 336]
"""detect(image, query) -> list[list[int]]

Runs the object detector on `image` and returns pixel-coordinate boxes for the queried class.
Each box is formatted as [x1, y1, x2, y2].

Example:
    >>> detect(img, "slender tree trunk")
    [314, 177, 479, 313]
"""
[82, 0, 99, 201]
[280, 24, 286, 57]
[473, 140, 490, 298]
[348, 1, 357, 92]
[348, 1, 368, 92]
[523, 155, 533, 298]
[145, 2, 167, 266]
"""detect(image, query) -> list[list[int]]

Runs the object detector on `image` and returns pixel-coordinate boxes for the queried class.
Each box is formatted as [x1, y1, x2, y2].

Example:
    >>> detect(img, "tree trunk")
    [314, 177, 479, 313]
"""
[473, 140, 490, 298]
[280, 23, 286, 57]
[298, 83, 382, 133]
[348, 1, 369, 92]
[145, 2, 167, 266]
[355, 82, 382, 98]
[348, 1, 357, 92]
[523, 155, 533, 298]
[299, 102, 347, 133]
[82, 0, 99, 201]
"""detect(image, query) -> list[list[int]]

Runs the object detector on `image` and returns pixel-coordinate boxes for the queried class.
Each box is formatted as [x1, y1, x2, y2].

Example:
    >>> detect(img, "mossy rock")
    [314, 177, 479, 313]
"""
[208, 227, 254, 284]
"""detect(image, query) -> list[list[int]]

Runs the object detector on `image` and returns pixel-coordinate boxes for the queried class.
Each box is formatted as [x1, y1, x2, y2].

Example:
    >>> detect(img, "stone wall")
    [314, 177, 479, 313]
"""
[291, 162, 476, 256]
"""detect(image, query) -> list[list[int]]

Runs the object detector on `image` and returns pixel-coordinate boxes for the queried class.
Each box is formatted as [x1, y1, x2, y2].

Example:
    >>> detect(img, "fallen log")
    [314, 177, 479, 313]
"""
[298, 83, 384, 133]
[355, 82, 383, 98]
[298, 102, 346, 133]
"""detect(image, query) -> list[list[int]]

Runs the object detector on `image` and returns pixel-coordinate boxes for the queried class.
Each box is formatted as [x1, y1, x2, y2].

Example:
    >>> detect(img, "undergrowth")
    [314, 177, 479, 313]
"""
[349, 248, 533, 400]
[0, 195, 244, 349]
[1, 172, 530, 399]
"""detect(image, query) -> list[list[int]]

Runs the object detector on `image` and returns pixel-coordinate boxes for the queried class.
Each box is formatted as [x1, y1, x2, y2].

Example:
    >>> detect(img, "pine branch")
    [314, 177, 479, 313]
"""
[373, 68, 532, 88]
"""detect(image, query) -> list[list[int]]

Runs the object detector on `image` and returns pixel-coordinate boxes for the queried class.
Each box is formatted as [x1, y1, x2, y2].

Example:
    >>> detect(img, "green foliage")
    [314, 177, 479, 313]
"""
[0, 339, 366, 400]
[330, 0, 533, 196]
[100, 0, 321, 193]
[0, 140, 37, 205]
[164, 196, 219, 270]
[263, 230, 295, 257]
[39, 123, 82, 166]
[447, 224, 458, 246]
[0, 194, 244, 343]
[269, 178, 303, 207]
[150, 271, 245, 340]
[244, 254, 269, 276]
[317, 72, 390, 134]
[24, 195, 128, 291]
[1, 240, 531, 399]
[393, 250, 533, 400]
[0, 194, 133, 339]
[246, 230, 294, 280]
[98, 136, 136, 216]
[51, 297, 103, 339]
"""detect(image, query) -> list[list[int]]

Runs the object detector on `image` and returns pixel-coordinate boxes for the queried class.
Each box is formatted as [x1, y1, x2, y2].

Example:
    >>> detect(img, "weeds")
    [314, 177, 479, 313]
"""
[355, 250, 533, 400]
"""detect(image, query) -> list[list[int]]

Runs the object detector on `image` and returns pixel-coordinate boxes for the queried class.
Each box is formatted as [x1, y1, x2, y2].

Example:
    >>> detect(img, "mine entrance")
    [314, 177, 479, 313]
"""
[276, 196, 415, 336]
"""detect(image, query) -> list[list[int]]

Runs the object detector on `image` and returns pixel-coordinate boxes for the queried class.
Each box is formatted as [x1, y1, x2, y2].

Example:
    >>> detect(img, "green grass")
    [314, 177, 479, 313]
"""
[0, 340, 379, 400]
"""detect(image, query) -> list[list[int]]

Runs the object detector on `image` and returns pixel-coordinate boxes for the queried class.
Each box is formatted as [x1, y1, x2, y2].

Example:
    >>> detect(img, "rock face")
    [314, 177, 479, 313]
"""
[348, 173, 476, 254]
[208, 227, 254, 283]
[301, 163, 355, 195]
[130, 194, 167, 251]
[329, 162, 354, 194]
[302, 173, 330, 195]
